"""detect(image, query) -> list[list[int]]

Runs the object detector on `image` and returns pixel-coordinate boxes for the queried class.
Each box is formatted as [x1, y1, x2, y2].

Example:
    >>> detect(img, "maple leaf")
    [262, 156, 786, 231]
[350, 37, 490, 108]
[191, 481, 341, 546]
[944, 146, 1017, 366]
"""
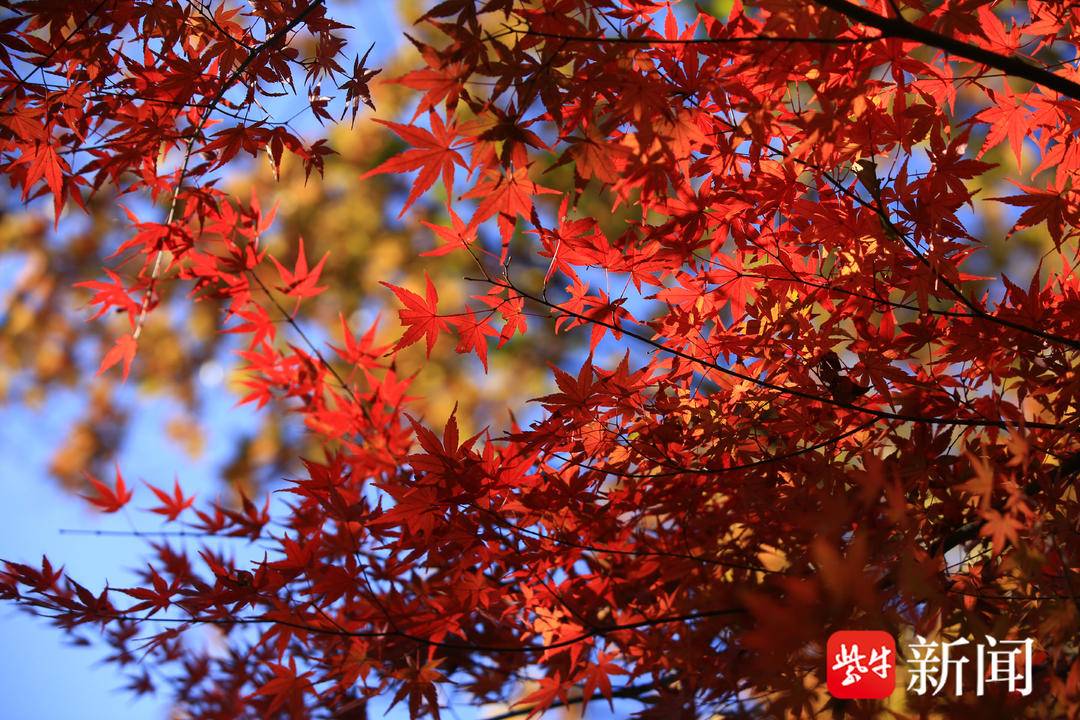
[539, 356, 601, 413]
[97, 334, 138, 381]
[974, 5, 1022, 54]
[496, 294, 528, 346]
[301, 138, 337, 181]
[395, 62, 466, 119]
[707, 254, 759, 321]
[452, 306, 499, 370]
[567, 125, 626, 184]
[20, 141, 66, 222]
[581, 651, 628, 710]
[144, 478, 195, 522]
[0, 108, 47, 143]
[514, 673, 569, 718]
[462, 166, 558, 250]
[332, 313, 387, 370]
[979, 509, 1023, 557]
[118, 566, 175, 615]
[474, 287, 527, 346]
[388, 657, 445, 720]
[81, 463, 134, 513]
[420, 208, 475, 257]
[557, 281, 632, 352]
[363, 111, 466, 216]
[381, 273, 449, 356]
[958, 452, 994, 507]
[368, 484, 441, 537]
[201, 125, 270, 169]
[253, 658, 313, 716]
[268, 237, 329, 310]
[978, 86, 1031, 169]
[338, 41, 381, 125]
[989, 182, 1076, 247]
[75, 270, 141, 327]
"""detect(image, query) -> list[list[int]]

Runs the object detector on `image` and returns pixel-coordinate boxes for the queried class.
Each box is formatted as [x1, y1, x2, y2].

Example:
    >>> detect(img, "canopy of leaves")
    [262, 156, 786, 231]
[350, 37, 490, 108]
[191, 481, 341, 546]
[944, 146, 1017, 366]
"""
[1, 0, 1079, 718]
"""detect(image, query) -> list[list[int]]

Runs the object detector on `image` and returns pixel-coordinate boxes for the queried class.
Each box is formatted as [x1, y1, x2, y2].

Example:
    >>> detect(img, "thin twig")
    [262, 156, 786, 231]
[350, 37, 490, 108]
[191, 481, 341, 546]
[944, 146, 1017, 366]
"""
[132, 0, 326, 340]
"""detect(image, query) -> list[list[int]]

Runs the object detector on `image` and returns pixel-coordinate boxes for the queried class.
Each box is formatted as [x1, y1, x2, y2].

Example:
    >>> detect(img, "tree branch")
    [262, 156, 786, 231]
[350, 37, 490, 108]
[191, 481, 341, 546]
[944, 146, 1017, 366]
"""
[35, 604, 748, 655]
[133, 0, 326, 339]
[482, 678, 671, 720]
[517, 28, 877, 46]
[814, 0, 1080, 101]
[488, 278, 1070, 431]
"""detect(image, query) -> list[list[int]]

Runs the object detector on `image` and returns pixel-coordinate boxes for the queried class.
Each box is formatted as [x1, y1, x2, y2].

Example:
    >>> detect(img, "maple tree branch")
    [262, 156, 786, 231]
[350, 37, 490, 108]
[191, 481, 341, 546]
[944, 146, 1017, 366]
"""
[52, 88, 288, 124]
[38, 605, 748, 654]
[481, 479, 1059, 603]
[811, 169, 1080, 352]
[941, 587, 1076, 602]
[247, 270, 377, 429]
[516, 28, 878, 46]
[58, 528, 234, 539]
[133, 0, 326, 340]
[712, 120, 1080, 352]
[489, 278, 1070, 431]
[471, 501, 778, 574]
[525, 417, 878, 479]
[481, 679, 671, 720]
[690, 247, 991, 323]
[813, 0, 1080, 101]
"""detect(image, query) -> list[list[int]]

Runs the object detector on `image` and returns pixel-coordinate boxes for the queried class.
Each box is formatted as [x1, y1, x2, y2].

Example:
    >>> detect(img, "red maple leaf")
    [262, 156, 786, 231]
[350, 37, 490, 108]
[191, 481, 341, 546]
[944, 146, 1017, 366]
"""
[514, 672, 569, 717]
[978, 85, 1031, 169]
[98, 334, 138, 382]
[19, 140, 67, 221]
[990, 181, 1077, 247]
[382, 273, 450, 355]
[979, 509, 1024, 557]
[144, 478, 195, 522]
[81, 463, 134, 513]
[462, 166, 558, 249]
[269, 237, 329, 309]
[420, 208, 475, 257]
[252, 658, 313, 716]
[75, 270, 141, 327]
[363, 112, 466, 216]
[581, 651, 629, 710]
[452, 306, 499, 370]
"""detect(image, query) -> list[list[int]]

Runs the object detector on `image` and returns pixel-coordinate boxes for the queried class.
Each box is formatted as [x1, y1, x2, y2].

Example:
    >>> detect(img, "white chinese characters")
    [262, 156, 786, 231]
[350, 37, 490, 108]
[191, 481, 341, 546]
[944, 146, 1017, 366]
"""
[906, 635, 1033, 697]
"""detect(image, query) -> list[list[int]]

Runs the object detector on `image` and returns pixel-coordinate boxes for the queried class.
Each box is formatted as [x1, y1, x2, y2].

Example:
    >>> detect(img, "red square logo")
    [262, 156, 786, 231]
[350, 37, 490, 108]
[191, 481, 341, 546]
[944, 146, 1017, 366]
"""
[826, 630, 896, 699]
